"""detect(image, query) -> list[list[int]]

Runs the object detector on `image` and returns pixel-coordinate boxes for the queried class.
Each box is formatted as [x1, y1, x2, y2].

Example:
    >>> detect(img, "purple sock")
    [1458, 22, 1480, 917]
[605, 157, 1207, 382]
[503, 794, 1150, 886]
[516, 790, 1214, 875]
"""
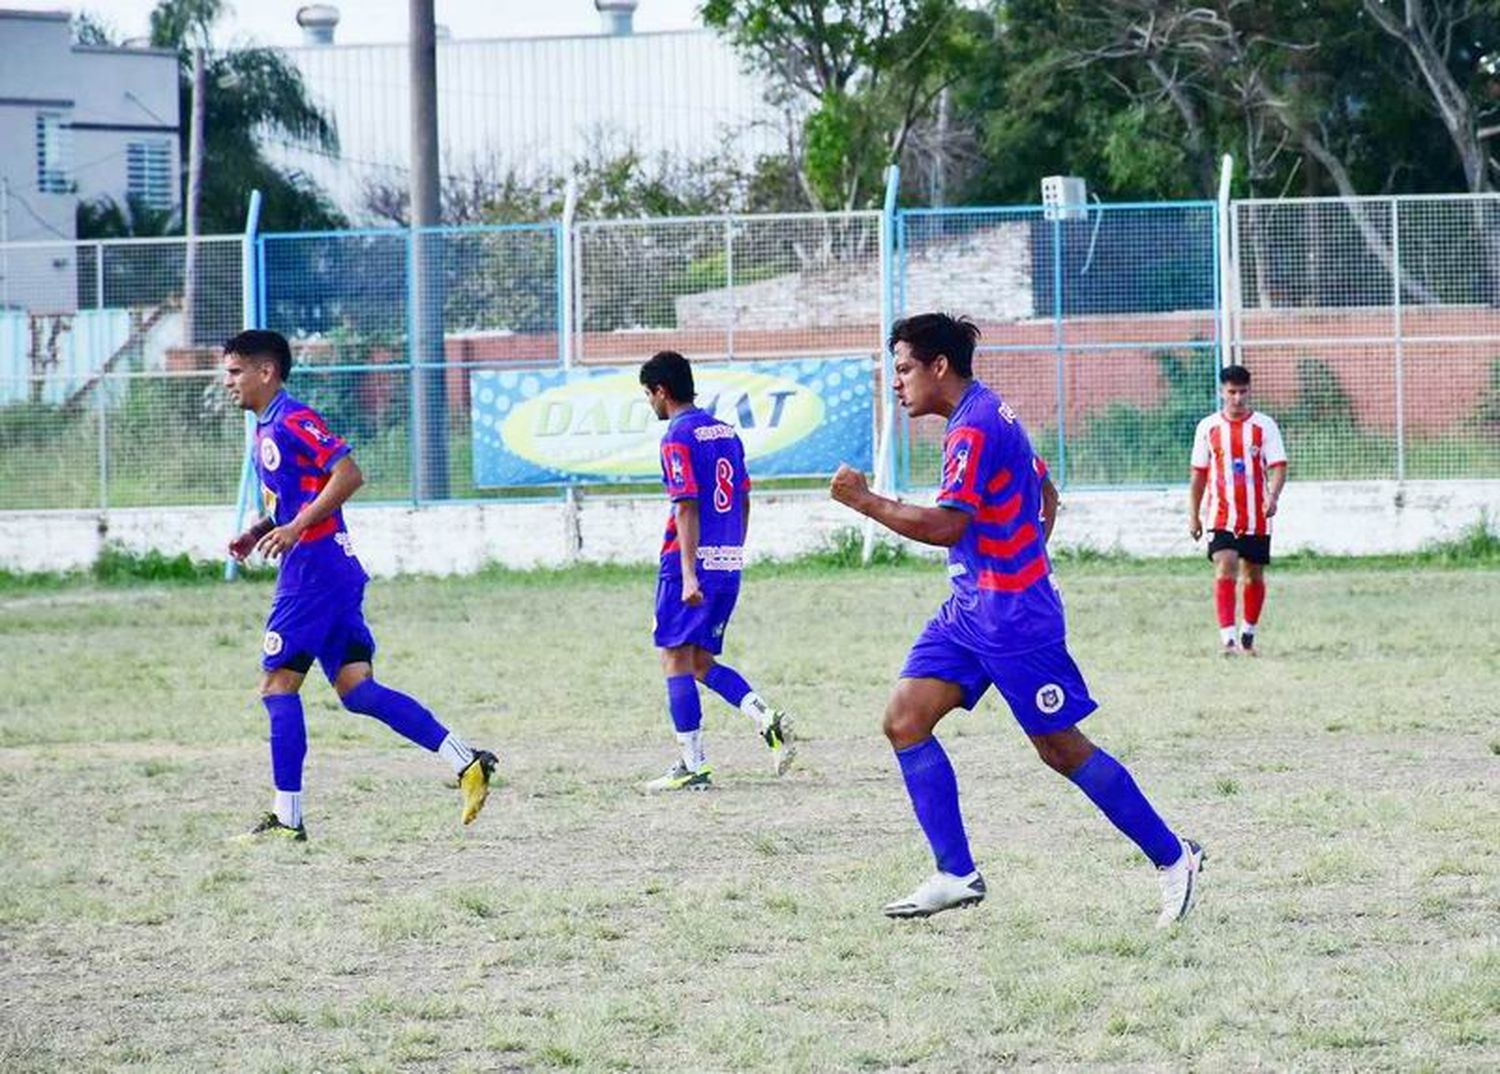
[341, 680, 449, 752]
[703, 663, 752, 708]
[895, 737, 976, 876]
[1069, 749, 1181, 867]
[263, 693, 306, 792]
[666, 674, 702, 733]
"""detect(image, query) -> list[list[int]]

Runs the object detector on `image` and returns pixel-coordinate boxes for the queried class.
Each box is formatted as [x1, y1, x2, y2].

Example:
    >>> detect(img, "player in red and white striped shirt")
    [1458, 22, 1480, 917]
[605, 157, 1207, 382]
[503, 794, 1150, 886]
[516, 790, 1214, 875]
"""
[1188, 365, 1288, 656]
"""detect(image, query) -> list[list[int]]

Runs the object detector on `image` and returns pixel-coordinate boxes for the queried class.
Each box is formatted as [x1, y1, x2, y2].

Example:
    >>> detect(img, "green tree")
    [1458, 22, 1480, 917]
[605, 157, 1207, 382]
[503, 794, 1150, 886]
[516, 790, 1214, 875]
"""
[77, 195, 177, 239]
[702, 0, 982, 209]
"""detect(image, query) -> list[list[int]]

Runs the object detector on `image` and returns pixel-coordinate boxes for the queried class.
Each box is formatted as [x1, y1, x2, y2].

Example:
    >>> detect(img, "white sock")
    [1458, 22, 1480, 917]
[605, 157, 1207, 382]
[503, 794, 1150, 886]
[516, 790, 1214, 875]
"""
[739, 692, 772, 730]
[1241, 623, 1256, 638]
[274, 790, 302, 828]
[676, 729, 706, 771]
[438, 733, 475, 776]
[1219, 625, 1238, 645]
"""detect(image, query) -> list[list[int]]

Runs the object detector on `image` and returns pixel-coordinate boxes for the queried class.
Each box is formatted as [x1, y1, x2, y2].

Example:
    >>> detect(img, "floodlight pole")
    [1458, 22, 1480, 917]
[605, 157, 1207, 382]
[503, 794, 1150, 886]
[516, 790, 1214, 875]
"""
[183, 46, 206, 348]
[409, 0, 448, 499]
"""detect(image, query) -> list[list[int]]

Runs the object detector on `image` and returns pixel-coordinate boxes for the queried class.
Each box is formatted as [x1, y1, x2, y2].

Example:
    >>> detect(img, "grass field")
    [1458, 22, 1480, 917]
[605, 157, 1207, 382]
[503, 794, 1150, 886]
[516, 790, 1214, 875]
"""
[1, 553, 1497, 1072]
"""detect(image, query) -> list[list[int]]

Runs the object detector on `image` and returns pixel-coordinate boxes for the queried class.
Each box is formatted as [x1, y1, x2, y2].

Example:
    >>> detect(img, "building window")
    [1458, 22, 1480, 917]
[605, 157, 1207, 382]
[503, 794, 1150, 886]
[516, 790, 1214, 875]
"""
[35, 113, 72, 194]
[127, 140, 174, 210]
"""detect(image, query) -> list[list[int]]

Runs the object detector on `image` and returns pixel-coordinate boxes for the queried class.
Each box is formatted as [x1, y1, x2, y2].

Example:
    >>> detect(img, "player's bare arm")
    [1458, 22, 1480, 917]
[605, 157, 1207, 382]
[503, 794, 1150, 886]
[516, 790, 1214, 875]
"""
[830, 463, 969, 547]
[257, 455, 365, 560]
[675, 497, 704, 606]
[1265, 462, 1287, 517]
[1040, 475, 1059, 544]
[229, 517, 275, 561]
[1187, 468, 1207, 540]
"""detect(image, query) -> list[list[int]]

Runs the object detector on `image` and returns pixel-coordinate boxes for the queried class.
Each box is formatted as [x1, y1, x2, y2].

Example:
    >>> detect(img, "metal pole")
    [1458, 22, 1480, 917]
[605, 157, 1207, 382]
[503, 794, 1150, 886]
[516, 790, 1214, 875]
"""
[725, 217, 736, 359]
[862, 164, 901, 565]
[226, 189, 263, 580]
[95, 241, 104, 309]
[1216, 154, 1234, 370]
[183, 46, 206, 348]
[97, 379, 108, 514]
[1391, 199, 1406, 482]
[559, 177, 577, 369]
[0, 177, 8, 311]
[1053, 217, 1066, 488]
[409, 0, 447, 498]
[572, 222, 585, 366]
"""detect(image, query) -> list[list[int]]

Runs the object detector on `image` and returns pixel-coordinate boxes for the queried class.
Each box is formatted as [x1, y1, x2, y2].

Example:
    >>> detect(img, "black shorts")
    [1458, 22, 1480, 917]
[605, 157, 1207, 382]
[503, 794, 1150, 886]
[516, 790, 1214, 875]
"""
[1207, 530, 1271, 564]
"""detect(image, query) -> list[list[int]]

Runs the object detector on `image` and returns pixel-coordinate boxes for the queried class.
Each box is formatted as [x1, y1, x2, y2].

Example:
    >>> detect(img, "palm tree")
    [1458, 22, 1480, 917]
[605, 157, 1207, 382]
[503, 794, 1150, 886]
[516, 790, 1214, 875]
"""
[149, 0, 346, 232]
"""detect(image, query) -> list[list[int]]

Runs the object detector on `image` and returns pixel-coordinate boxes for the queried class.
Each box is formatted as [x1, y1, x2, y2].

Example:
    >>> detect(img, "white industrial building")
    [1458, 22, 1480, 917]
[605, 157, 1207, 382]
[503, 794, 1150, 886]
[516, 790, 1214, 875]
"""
[274, 2, 785, 217]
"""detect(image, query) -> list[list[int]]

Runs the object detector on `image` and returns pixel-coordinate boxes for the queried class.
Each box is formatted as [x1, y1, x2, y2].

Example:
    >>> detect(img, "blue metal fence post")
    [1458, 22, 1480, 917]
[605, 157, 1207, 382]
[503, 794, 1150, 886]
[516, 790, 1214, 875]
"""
[897, 210, 911, 491]
[862, 164, 902, 565]
[226, 189, 263, 581]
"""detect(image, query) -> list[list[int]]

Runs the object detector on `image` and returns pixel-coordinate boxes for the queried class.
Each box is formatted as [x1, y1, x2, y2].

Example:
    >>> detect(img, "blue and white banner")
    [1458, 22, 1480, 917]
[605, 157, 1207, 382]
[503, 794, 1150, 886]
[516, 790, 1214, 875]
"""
[470, 358, 873, 487]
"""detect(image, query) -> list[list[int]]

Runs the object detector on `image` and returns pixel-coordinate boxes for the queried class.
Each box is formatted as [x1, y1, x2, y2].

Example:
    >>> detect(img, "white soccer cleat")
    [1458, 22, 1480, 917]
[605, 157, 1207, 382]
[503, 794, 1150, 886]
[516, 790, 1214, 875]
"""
[1220, 639, 1239, 659]
[643, 760, 713, 792]
[882, 870, 986, 919]
[1156, 837, 1206, 929]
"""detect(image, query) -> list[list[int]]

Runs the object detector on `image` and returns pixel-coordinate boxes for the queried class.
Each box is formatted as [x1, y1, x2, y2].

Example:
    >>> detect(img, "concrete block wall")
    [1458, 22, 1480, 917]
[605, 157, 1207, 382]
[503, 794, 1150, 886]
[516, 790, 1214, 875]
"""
[2, 481, 1494, 577]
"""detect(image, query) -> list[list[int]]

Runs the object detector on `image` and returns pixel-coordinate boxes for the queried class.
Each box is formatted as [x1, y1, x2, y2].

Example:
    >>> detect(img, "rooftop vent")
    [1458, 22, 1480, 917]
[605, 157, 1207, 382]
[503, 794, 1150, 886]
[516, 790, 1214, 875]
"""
[295, 5, 340, 46]
[595, 0, 639, 36]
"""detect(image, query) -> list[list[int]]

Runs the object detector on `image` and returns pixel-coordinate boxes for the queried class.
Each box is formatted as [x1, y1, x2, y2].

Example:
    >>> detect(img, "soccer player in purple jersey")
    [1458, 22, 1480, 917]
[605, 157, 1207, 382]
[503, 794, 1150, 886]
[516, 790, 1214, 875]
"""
[638, 350, 795, 790]
[831, 314, 1204, 927]
[222, 330, 496, 840]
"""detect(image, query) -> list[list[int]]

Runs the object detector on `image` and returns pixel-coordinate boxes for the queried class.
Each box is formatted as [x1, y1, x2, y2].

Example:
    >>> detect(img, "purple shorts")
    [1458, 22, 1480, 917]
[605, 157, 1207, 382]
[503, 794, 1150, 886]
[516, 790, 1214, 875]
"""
[900, 616, 1097, 735]
[653, 575, 739, 654]
[262, 586, 377, 681]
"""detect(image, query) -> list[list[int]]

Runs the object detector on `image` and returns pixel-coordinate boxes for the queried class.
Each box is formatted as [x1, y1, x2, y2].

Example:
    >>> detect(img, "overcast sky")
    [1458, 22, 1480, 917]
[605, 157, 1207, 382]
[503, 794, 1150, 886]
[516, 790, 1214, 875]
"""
[9, 1, 704, 46]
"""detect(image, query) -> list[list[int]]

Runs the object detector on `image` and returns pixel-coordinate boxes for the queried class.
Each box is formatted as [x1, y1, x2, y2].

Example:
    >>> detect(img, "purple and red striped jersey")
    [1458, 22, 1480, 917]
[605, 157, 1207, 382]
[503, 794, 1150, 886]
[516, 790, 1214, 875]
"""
[254, 390, 367, 596]
[934, 381, 1066, 654]
[657, 407, 750, 584]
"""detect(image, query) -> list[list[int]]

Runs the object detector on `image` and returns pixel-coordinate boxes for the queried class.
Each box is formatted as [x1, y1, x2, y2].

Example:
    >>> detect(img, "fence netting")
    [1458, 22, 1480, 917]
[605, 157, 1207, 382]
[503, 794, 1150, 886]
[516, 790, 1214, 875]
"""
[1, 197, 1496, 516]
[1234, 196, 1500, 480]
[896, 205, 1220, 490]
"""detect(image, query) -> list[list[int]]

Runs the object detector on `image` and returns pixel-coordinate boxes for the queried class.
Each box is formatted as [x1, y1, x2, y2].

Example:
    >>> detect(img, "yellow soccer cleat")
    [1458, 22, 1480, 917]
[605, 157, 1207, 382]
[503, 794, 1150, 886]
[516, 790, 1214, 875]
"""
[235, 811, 307, 843]
[459, 750, 498, 825]
[761, 710, 797, 776]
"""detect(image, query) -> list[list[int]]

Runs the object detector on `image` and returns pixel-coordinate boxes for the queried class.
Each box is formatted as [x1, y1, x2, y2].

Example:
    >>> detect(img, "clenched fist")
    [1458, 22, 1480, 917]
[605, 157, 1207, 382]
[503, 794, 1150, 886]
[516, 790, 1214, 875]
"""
[830, 463, 871, 509]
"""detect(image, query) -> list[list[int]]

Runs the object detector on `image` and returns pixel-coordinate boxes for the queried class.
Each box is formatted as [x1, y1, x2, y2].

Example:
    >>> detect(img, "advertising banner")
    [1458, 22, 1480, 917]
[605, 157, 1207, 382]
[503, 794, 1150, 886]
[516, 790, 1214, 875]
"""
[470, 358, 873, 487]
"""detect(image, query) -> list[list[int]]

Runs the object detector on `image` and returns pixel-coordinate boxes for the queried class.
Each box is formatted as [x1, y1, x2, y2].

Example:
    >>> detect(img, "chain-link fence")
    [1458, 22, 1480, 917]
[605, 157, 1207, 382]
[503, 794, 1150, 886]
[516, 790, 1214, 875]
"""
[574, 212, 884, 363]
[1233, 195, 1500, 480]
[3, 196, 1497, 516]
[895, 204, 1221, 490]
[259, 224, 563, 502]
[0, 236, 244, 510]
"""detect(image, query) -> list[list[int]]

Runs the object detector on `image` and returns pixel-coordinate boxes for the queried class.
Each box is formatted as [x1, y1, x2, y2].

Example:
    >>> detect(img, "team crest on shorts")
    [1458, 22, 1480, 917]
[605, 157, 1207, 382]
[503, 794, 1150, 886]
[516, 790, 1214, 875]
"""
[1035, 682, 1065, 715]
[263, 630, 284, 656]
[259, 436, 281, 471]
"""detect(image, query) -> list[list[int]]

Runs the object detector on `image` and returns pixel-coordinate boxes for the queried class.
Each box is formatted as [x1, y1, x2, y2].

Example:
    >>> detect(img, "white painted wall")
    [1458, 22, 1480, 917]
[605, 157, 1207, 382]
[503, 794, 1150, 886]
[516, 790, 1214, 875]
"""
[2, 481, 1495, 576]
[0, 10, 180, 305]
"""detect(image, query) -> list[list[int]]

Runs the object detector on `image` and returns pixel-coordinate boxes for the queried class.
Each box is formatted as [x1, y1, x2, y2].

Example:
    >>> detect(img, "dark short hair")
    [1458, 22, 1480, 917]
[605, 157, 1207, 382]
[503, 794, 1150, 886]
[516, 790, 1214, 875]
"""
[1219, 364, 1251, 386]
[640, 350, 695, 403]
[224, 330, 293, 381]
[888, 313, 980, 378]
